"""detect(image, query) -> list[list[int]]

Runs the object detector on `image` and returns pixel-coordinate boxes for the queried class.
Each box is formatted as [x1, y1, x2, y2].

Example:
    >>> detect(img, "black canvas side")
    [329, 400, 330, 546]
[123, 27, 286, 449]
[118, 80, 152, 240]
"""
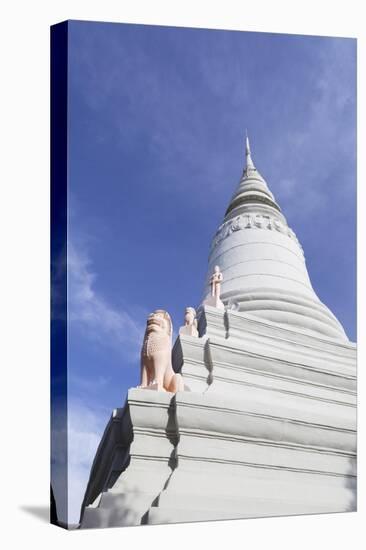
[50, 20, 68, 529]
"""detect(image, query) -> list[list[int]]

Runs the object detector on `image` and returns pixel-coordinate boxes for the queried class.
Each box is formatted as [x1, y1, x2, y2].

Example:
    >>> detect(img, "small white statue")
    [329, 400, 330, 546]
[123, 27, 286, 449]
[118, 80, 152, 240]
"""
[210, 265, 223, 299]
[138, 309, 184, 393]
[184, 307, 197, 327]
[179, 307, 198, 337]
[203, 265, 225, 309]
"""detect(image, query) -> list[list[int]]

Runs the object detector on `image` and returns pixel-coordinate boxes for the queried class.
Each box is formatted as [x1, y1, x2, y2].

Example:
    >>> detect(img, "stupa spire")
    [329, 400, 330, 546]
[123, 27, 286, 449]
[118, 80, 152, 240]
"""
[225, 133, 281, 217]
[245, 132, 256, 171]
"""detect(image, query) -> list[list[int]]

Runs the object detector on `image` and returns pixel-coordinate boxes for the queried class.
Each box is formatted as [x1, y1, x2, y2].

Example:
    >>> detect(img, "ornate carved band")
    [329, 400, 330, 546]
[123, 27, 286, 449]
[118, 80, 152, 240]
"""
[210, 213, 303, 254]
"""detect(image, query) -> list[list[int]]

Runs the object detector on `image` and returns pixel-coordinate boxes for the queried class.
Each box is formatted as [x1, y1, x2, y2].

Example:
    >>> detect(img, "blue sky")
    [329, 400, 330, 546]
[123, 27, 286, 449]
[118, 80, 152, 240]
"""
[62, 21, 356, 524]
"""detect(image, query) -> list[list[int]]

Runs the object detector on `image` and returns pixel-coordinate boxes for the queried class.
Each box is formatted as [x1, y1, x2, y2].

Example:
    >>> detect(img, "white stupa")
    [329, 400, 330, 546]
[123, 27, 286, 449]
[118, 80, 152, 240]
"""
[80, 137, 356, 529]
[204, 136, 347, 340]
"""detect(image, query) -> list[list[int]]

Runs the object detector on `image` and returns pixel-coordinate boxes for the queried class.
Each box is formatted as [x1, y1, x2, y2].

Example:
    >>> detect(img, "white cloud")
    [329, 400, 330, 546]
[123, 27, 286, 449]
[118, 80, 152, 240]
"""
[69, 371, 112, 395]
[51, 398, 106, 526]
[52, 399, 85, 527]
[68, 241, 145, 359]
[55, 240, 146, 524]
[67, 398, 109, 524]
[270, 39, 355, 217]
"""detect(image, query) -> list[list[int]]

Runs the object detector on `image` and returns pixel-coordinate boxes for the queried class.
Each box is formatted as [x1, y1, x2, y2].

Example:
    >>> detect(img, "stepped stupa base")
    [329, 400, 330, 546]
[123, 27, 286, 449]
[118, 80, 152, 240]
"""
[80, 307, 356, 529]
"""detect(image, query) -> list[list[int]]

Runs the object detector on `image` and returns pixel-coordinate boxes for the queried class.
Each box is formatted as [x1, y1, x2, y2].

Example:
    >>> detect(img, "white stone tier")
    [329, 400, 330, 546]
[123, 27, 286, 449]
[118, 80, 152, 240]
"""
[80, 307, 356, 528]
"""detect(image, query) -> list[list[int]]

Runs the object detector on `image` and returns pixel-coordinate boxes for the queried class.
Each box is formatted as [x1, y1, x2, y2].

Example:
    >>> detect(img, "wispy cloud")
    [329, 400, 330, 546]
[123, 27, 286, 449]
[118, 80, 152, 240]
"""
[69, 25, 355, 221]
[69, 24, 250, 199]
[68, 241, 145, 360]
[67, 398, 109, 524]
[52, 398, 110, 525]
[53, 238, 145, 525]
[265, 39, 356, 219]
[68, 371, 112, 395]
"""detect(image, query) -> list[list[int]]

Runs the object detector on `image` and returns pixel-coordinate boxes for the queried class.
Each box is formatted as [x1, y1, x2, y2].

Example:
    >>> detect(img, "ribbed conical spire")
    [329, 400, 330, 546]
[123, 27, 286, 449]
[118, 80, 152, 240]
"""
[245, 134, 256, 171]
[226, 136, 281, 216]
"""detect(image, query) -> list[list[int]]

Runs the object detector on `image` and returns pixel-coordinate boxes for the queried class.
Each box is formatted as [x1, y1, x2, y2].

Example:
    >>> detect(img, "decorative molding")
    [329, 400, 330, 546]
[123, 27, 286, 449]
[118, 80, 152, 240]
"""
[177, 428, 356, 459]
[210, 212, 304, 253]
[176, 454, 356, 479]
[202, 305, 356, 353]
[209, 340, 356, 381]
[176, 399, 355, 435]
[210, 373, 356, 407]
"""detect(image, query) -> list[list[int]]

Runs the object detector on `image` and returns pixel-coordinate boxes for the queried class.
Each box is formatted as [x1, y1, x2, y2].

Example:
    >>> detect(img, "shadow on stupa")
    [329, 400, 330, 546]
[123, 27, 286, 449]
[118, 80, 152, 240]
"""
[345, 453, 357, 512]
